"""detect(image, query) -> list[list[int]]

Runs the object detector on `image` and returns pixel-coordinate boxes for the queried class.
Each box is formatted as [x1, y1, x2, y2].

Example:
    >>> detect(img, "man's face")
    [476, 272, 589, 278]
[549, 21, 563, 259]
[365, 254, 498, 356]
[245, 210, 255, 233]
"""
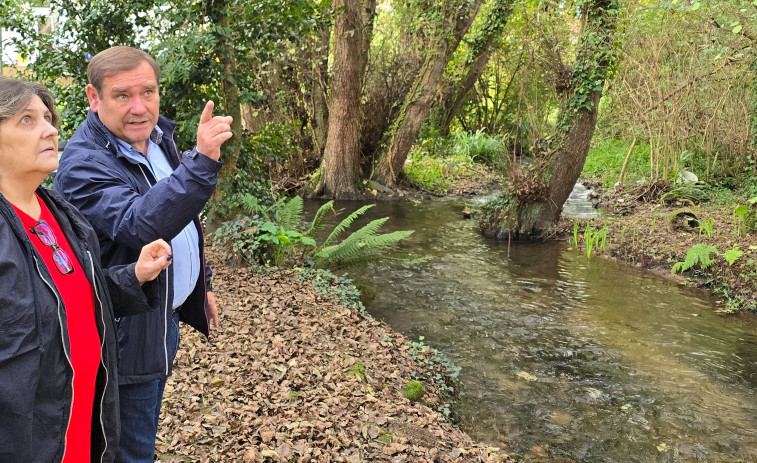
[86, 60, 160, 154]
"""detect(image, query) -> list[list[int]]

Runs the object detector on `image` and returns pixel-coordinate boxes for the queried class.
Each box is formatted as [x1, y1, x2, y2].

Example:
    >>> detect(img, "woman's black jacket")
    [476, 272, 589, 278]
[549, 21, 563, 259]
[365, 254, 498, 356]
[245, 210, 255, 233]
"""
[0, 187, 158, 463]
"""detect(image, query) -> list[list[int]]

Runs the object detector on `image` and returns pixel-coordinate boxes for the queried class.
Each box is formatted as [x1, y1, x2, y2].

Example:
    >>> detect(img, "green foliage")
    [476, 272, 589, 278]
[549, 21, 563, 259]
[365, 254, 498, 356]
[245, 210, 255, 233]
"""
[405, 129, 508, 193]
[699, 218, 714, 238]
[296, 268, 366, 315]
[404, 151, 456, 192]
[733, 204, 749, 237]
[210, 215, 268, 265]
[558, 0, 621, 134]
[572, 222, 608, 258]
[239, 195, 316, 266]
[661, 184, 712, 205]
[153, 0, 321, 149]
[215, 196, 414, 269]
[315, 207, 415, 269]
[671, 243, 719, 274]
[2, 0, 148, 138]
[449, 129, 506, 165]
[345, 360, 367, 382]
[583, 139, 651, 187]
[723, 245, 744, 266]
[407, 336, 461, 418]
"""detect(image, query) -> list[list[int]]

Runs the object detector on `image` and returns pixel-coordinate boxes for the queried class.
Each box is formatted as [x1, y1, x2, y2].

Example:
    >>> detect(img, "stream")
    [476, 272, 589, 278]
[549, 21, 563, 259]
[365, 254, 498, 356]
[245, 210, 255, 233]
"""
[306, 191, 757, 462]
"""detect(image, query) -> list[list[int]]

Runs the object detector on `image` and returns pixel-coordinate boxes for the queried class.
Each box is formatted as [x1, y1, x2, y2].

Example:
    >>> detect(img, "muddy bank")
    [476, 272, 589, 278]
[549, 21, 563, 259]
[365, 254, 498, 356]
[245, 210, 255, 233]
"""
[156, 250, 512, 462]
[555, 181, 757, 311]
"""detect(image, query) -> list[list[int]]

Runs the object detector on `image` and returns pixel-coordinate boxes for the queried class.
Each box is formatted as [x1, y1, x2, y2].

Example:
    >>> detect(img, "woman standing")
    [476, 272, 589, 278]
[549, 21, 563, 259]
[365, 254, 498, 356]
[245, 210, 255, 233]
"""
[0, 76, 172, 462]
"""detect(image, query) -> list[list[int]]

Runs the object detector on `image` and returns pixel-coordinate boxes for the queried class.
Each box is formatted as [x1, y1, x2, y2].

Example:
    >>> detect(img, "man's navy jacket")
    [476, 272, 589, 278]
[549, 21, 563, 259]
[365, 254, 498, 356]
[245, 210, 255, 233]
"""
[54, 110, 220, 385]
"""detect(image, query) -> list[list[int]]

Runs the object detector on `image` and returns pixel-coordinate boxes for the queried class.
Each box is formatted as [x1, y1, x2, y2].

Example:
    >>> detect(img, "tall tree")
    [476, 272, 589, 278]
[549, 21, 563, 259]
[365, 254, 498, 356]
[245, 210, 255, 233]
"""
[373, 0, 483, 188]
[481, 0, 621, 238]
[436, 0, 515, 137]
[1, 0, 151, 136]
[313, 0, 376, 198]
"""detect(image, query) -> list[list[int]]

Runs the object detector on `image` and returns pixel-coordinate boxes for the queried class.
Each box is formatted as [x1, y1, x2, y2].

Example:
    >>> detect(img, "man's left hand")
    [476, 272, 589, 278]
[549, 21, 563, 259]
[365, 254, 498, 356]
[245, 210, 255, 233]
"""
[207, 291, 220, 331]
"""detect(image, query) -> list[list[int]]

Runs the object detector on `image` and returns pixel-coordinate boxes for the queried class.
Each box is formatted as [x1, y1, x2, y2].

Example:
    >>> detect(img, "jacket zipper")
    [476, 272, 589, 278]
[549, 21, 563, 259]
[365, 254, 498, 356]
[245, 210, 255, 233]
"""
[168, 127, 210, 330]
[33, 255, 73, 458]
[88, 251, 109, 463]
[139, 165, 172, 376]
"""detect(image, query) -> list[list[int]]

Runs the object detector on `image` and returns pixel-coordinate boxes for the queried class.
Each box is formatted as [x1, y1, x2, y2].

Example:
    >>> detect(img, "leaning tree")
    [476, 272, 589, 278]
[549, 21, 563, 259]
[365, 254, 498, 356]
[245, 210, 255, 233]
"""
[481, 0, 622, 239]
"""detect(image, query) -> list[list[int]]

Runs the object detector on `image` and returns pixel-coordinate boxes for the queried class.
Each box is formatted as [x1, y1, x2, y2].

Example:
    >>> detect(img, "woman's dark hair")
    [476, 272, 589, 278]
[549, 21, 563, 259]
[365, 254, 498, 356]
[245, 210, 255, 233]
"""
[0, 76, 60, 128]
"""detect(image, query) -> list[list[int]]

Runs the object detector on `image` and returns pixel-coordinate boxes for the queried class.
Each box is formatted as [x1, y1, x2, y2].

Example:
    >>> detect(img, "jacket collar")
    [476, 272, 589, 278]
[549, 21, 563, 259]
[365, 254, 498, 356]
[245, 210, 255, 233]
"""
[0, 187, 85, 252]
[85, 110, 178, 165]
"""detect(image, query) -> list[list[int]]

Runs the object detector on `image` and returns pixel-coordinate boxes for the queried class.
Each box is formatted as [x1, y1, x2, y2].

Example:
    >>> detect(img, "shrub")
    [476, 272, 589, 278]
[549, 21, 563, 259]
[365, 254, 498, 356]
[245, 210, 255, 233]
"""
[214, 195, 415, 269]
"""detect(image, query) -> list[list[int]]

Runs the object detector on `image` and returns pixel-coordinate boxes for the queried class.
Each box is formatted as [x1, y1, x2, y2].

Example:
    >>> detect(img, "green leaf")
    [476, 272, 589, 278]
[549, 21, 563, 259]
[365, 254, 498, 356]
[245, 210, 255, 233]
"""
[723, 246, 743, 266]
[732, 25, 743, 34]
[261, 222, 278, 234]
[671, 244, 719, 274]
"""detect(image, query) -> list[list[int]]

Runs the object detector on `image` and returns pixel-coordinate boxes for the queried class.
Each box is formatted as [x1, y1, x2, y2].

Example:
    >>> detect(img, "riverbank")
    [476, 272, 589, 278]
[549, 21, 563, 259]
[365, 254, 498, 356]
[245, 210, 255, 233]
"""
[445, 167, 757, 312]
[156, 249, 512, 462]
[552, 180, 757, 312]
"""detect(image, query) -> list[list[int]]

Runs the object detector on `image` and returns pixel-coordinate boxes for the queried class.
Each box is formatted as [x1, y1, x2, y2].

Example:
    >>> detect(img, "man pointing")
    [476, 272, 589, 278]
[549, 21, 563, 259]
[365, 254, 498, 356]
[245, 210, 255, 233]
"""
[54, 45, 232, 462]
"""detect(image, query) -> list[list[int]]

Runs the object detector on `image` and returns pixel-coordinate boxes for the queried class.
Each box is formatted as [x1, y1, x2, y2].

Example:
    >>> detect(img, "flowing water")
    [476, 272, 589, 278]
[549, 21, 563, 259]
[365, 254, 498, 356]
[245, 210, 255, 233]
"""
[306, 194, 757, 462]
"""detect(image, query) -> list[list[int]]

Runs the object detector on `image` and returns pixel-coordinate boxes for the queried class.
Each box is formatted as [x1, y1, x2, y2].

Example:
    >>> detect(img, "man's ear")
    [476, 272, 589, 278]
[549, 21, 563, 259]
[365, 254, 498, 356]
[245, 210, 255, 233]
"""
[85, 84, 100, 112]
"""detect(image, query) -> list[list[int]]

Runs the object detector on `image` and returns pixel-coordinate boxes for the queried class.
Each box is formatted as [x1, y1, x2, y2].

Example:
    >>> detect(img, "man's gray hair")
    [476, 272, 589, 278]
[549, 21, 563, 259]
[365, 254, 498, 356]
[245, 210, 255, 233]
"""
[87, 46, 160, 94]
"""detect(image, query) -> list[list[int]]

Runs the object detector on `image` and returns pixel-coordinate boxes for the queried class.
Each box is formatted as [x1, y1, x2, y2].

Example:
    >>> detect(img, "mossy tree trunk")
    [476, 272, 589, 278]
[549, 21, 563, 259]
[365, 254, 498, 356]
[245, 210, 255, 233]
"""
[314, 0, 376, 198]
[437, 0, 514, 137]
[209, 0, 243, 207]
[310, 25, 332, 158]
[373, 0, 483, 188]
[483, 0, 621, 238]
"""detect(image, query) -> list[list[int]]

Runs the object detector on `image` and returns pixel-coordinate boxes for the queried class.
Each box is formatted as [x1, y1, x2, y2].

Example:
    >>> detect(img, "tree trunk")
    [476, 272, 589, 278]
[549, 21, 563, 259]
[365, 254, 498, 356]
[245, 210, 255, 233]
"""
[210, 0, 243, 204]
[310, 26, 331, 158]
[482, 0, 620, 238]
[438, 0, 514, 137]
[314, 0, 375, 198]
[374, 0, 483, 188]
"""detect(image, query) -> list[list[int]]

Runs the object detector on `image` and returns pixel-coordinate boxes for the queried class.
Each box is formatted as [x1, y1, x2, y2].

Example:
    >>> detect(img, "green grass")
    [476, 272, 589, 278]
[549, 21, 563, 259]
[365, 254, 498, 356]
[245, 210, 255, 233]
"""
[405, 130, 507, 193]
[404, 150, 473, 192]
[449, 128, 506, 165]
[582, 138, 651, 187]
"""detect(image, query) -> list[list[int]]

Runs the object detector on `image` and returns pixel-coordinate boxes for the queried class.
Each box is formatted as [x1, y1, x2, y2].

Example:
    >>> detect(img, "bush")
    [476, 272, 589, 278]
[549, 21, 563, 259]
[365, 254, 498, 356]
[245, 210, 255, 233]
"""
[210, 215, 268, 266]
[214, 195, 415, 269]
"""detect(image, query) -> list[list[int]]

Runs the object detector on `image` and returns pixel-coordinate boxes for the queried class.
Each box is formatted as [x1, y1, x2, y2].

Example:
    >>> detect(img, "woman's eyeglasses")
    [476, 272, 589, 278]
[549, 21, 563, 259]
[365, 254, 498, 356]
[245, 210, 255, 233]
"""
[30, 220, 74, 275]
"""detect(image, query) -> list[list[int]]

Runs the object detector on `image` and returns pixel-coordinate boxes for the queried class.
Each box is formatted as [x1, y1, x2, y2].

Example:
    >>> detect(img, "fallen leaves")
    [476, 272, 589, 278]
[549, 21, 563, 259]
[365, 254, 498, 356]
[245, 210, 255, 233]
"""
[156, 248, 511, 462]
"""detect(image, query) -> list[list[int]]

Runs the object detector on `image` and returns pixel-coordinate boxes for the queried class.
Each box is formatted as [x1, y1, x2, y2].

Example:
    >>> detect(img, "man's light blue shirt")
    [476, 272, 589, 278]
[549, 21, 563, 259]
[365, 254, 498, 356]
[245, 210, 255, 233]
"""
[115, 127, 201, 310]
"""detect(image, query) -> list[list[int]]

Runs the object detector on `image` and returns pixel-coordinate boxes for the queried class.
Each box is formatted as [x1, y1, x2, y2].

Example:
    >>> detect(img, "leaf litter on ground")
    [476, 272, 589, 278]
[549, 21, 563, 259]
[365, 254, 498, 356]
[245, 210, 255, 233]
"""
[156, 247, 512, 462]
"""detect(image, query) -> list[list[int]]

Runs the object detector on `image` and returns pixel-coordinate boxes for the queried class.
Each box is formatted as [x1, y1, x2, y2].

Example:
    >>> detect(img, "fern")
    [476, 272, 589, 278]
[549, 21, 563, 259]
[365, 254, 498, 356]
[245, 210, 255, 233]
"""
[722, 245, 743, 266]
[318, 229, 414, 268]
[230, 196, 415, 270]
[318, 204, 374, 251]
[671, 244, 719, 274]
[277, 196, 303, 230]
[241, 194, 267, 218]
[319, 218, 390, 259]
[305, 200, 336, 236]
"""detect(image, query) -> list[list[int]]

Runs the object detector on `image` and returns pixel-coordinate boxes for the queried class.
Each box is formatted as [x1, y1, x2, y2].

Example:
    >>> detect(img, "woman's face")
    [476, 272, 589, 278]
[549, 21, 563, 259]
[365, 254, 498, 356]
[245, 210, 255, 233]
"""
[0, 95, 59, 181]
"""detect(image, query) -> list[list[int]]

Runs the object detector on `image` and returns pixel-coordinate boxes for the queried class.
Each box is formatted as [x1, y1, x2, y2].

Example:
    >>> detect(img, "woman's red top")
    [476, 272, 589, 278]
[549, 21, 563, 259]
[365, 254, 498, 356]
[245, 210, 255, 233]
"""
[13, 194, 101, 463]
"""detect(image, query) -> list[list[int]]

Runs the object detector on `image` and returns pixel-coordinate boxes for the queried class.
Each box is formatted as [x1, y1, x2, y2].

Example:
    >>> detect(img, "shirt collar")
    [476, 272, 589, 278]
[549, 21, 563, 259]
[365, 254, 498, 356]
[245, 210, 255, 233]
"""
[115, 125, 164, 164]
